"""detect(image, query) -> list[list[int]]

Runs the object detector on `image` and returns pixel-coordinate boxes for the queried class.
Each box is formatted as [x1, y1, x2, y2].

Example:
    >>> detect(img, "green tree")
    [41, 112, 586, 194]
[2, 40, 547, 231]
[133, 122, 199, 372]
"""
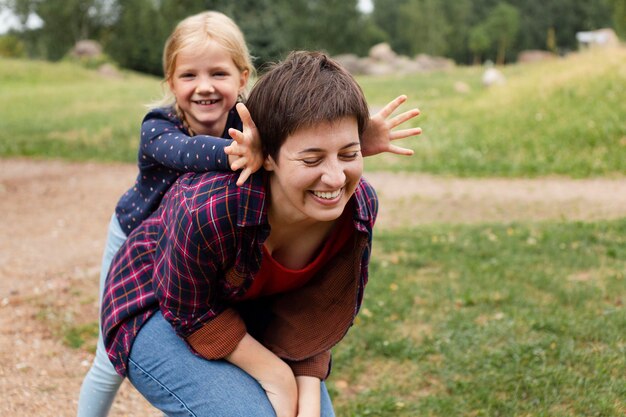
[372, 0, 410, 54]
[3, 0, 111, 60]
[607, 0, 625, 38]
[441, 0, 473, 63]
[398, 0, 451, 56]
[485, 2, 520, 64]
[105, 0, 173, 75]
[468, 24, 491, 64]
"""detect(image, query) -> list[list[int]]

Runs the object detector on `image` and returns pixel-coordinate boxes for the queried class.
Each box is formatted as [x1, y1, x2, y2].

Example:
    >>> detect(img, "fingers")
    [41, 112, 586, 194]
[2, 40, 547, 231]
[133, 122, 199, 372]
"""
[228, 128, 245, 145]
[236, 102, 257, 131]
[236, 167, 252, 186]
[390, 127, 422, 140]
[387, 144, 415, 156]
[375, 95, 408, 118]
[231, 155, 248, 170]
[388, 108, 420, 128]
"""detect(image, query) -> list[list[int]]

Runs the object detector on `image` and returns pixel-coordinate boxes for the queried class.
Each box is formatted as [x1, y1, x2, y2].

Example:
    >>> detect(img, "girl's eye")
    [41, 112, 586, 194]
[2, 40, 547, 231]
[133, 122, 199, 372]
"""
[213, 72, 229, 78]
[180, 73, 195, 79]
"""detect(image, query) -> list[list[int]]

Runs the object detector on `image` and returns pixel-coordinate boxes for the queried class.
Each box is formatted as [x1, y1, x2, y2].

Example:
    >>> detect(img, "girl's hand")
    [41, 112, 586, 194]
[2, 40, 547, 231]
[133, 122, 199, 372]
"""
[295, 376, 321, 417]
[225, 102, 264, 186]
[361, 95, 422, 157]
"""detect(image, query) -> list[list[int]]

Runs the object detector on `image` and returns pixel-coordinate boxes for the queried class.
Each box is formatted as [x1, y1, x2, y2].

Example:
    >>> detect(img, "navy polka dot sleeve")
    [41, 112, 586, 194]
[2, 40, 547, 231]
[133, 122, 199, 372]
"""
[115, 106, 242, 234]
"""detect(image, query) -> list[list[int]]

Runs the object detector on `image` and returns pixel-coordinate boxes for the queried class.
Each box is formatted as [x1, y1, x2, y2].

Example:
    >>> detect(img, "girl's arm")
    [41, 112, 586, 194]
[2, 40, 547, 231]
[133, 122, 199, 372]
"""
[140, 106, 262, 184]
[227, 333, 298, 417]
[295, 376, 321, 417]
[361, 95, 422, 157]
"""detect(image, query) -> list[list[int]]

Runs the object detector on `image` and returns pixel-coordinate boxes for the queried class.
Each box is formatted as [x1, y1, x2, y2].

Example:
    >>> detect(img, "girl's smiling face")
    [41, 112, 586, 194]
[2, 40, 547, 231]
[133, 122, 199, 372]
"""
[169, 41, 248, 136]
[265, 117, 363, 225]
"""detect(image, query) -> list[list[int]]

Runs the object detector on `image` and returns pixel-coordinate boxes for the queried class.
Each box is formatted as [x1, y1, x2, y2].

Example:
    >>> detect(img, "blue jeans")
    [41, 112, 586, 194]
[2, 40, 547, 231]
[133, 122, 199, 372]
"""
[77, 214, 127, 417]
[128, 311, 336, 417]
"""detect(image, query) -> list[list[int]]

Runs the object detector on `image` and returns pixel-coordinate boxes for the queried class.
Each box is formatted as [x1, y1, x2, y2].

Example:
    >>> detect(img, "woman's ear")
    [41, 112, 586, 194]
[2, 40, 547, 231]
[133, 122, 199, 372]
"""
[263, 155, 276, 171]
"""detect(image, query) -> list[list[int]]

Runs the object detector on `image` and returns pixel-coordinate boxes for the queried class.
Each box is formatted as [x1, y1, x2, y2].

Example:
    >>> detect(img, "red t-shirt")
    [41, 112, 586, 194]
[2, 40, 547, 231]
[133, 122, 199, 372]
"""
[240, 210, 354, 300]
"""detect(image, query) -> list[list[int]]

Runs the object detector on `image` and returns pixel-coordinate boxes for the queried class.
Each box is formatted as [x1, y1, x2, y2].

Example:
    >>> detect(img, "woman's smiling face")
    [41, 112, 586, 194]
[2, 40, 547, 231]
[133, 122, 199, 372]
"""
[265, 117, 363, 224]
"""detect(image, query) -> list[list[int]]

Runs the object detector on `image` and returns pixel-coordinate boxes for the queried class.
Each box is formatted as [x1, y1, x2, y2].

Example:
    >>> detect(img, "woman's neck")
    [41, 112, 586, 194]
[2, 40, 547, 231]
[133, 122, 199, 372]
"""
[265, 206, 336, 268]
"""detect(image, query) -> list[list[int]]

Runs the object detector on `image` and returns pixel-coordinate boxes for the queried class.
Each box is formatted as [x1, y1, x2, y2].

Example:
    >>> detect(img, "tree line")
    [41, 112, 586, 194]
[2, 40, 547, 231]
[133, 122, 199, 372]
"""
[0, 0, 623, 75]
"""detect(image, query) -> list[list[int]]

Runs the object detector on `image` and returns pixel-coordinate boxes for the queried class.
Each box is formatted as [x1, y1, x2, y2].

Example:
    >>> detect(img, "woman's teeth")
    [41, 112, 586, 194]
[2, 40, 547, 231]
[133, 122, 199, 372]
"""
[313, 189, 341, 199]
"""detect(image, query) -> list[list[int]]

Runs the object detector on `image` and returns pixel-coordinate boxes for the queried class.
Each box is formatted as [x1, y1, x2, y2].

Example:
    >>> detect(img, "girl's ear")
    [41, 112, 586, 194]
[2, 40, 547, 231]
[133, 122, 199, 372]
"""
[239, 69, 250, 91]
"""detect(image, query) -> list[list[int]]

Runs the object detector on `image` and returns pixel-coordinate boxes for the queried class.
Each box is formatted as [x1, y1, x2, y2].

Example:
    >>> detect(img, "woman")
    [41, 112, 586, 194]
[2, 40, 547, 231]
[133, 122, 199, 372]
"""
[101, 51, 405, 417]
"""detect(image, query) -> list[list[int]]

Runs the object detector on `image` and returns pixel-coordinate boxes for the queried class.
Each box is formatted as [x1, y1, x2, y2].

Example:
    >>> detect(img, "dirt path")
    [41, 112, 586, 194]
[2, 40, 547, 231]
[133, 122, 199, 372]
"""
[1, 158, 625, 416]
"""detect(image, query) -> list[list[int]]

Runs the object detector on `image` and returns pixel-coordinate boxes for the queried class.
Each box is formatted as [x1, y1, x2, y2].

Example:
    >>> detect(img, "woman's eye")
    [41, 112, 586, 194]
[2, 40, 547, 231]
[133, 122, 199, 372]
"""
[340, 152, 359, 160]
[302, 158, 321, 166]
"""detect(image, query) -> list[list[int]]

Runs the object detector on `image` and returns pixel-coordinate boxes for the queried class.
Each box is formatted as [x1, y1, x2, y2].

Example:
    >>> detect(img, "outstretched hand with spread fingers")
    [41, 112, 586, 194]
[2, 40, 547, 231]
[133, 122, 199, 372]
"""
[361, 95, 422, 157]
[225, 102, 264, 186]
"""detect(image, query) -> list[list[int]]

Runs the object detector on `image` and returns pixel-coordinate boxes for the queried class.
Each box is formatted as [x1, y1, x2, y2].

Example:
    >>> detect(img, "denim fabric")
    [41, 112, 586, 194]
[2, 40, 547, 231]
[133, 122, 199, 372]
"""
[77, 214, 127, 417]
[128, 311, 336, 417]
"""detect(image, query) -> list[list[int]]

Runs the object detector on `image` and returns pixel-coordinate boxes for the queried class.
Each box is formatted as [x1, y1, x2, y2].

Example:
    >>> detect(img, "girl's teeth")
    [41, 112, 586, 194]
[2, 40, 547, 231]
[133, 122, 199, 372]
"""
[313, 190, 340, 199]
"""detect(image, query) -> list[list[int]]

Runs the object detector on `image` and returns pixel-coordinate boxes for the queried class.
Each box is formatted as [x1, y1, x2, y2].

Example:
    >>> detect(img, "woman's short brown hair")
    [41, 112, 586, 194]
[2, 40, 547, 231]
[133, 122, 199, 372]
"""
[246, 51, 370, 161]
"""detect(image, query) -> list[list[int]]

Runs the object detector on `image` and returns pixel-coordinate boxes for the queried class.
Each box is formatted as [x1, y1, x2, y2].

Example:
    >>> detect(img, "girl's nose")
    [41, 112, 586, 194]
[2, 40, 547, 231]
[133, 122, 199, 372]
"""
[196, 76, 215, 93]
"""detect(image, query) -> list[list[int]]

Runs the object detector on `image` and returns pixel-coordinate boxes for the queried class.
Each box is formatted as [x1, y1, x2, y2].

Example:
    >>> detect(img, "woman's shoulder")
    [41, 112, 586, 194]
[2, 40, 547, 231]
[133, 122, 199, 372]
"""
[175, 170, 267, 215]
[353, 176, 378, 225]
[176, 171, 239, 201]
[356, 176, 377, 201]
[164, 171, 268, 243]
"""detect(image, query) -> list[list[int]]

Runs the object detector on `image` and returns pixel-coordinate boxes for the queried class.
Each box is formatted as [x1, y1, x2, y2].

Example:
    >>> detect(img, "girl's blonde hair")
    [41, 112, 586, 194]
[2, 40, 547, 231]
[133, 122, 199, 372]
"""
[150, 11, 254, 111]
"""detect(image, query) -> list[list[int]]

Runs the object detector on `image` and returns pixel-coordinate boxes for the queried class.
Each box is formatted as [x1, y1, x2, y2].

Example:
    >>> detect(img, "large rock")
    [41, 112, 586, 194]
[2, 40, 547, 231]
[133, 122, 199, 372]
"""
[71, 40, 102, 58]
[334, 43, 455, 76]
[332, 54, 365, 75]
[368, 42, 397, 62]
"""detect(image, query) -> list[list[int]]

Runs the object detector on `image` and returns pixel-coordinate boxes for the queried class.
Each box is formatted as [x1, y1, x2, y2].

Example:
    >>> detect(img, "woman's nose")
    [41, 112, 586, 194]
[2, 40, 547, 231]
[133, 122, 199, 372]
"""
[321, 160, 346, 188]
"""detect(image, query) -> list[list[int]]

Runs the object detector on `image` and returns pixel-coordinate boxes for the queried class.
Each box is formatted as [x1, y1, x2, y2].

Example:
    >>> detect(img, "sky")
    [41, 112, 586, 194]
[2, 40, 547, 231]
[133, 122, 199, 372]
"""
[359, 0, 374, 13]
[0, 9, 43, 35]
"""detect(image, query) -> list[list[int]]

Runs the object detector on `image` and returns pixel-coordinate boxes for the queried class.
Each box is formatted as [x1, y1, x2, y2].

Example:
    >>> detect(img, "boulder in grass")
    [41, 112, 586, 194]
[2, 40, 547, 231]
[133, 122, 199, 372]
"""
[71, 40, 102, 58]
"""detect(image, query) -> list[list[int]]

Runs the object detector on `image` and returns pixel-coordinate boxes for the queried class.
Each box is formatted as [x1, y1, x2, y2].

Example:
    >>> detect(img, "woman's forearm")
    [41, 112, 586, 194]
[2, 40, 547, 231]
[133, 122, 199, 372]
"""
[226, 333, 298, 417]
[296, 376, 321, 417]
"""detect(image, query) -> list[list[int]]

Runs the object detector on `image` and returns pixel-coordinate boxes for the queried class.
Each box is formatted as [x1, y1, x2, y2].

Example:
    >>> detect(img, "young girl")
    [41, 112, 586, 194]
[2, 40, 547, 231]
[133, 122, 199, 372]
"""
[77, 11, 262, 417]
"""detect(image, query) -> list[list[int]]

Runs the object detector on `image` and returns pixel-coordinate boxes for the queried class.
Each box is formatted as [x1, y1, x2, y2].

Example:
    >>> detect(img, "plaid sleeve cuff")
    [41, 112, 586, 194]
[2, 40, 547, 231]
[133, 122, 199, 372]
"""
[285, 350, 332, 380]
[186, 308, 247, 359]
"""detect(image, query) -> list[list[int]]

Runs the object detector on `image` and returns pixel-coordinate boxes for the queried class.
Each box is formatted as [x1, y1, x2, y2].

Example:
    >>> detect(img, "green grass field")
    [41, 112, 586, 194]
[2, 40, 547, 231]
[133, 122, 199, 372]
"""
[332, 220, 626, 416]
[2, 49, 625, 416]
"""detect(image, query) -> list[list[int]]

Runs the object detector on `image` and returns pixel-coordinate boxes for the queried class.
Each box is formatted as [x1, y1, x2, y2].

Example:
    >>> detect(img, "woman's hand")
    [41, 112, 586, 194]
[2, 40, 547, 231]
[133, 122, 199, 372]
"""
[361, 95, 422, 157]
[225, 102, 264, 186]
[295, 376, 321, 417]
[226, 333, 298, 417]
